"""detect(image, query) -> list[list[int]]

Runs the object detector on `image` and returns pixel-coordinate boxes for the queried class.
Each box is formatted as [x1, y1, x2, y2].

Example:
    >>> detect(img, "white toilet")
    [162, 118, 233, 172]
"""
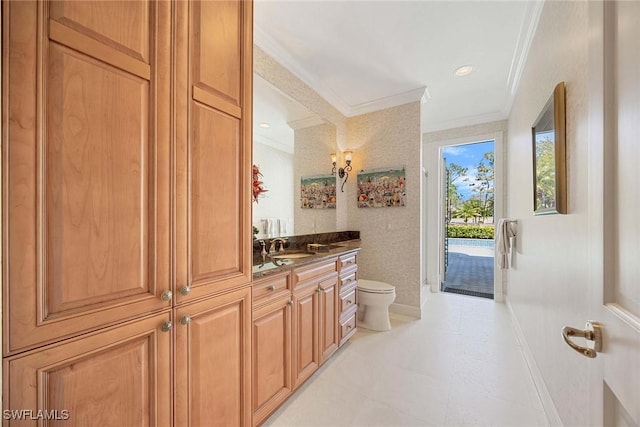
[356, 279, 396, 331]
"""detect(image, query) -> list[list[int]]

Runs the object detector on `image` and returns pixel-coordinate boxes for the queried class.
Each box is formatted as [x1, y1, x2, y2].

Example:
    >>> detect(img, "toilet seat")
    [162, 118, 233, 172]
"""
[357, 279, 395, 294]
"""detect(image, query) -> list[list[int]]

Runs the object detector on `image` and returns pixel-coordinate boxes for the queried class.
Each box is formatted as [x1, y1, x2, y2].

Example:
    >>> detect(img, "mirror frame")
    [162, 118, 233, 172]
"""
[532, 82, 566, 215]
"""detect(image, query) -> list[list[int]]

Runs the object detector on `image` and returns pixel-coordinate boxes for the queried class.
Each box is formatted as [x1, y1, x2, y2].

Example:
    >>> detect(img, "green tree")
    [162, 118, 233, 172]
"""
[455, 199, 482, 224]
[469, 151, 494, 223]
[445, 162, 467, 224]
[535, 136, 555, 208]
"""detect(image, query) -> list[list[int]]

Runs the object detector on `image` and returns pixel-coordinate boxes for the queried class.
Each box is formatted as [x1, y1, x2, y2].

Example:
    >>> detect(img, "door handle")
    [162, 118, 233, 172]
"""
[561, 321, 602, 358]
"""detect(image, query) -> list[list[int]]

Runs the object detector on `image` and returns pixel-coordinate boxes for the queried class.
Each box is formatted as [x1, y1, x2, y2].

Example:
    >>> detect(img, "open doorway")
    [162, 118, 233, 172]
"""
[425, 131, 504, 302]
[441, 140, 495, 299]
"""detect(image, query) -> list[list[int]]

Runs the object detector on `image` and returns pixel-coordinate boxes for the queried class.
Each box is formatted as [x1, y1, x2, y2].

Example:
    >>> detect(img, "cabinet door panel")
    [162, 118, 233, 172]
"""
[191, 0, 241, 114]
[174, 0, 252, 304]
[46, 44, 149, 315]
[5, 312, 171, 427]
[3, 0, 171, 355]
[292, 285, 319, 389]
[319, 274, 339, 364]
[175, 287, 252, 427]
[252, 297, 292, 425]
[50, 0, 151, 62]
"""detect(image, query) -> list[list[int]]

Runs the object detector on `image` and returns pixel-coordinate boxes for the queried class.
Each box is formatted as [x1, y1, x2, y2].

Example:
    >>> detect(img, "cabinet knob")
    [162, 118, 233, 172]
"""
[161, 321, 173, 332]
[346, 278, 353, 283]
[160, 290, 173, 302]
[287, 300, 293, 306]
[268, 285, 276, 291]
[180, 285, 191, 296]
[180, 315, 191, 326]
[347, 325, 352, 330]
[347, 300, 352, 304]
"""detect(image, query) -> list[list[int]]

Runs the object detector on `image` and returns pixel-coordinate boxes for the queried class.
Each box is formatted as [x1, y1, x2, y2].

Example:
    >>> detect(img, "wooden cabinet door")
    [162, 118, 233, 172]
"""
[3, 0, 172, 355]
[174, 0, 253, 305]
[251, 296, 292, 426]
[175, 286, 252, 427]
[318, 273, 339, 364]
[292, 283, 319, 389]
[4, 312, 171, 427]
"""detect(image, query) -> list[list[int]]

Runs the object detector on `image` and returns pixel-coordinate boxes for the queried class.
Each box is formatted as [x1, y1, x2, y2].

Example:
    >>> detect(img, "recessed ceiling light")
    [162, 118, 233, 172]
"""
[259, 122, 271, 128]
[454, 65, 474, 77]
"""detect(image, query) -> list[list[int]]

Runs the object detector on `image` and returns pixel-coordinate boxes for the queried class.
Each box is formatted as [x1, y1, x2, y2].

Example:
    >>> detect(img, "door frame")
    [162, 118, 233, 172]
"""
[425, 131, 505, 302]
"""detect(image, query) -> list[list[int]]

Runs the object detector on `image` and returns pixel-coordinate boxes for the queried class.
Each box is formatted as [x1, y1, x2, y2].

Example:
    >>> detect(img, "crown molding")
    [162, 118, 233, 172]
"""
[287, 115, 326, 130]
[255, 24, 427, 118]
[254, 136, 294, 155]
[504, 0, 545, 115]
[422, 110, 507, 134]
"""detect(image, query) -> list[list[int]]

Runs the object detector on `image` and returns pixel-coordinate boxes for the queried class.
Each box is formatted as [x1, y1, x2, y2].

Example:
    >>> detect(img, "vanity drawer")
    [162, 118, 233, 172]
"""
[252, 273, 289, 306]
[339, 269, 357, 292]
[339, 287, 357, 314]
[339, 253, 357, 271]
[339, 309, 357, 346]
[293, 258, 338, 284]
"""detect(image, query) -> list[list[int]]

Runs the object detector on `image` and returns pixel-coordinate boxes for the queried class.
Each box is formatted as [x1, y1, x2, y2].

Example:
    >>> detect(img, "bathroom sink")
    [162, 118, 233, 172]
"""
[271, 252, 315, 259]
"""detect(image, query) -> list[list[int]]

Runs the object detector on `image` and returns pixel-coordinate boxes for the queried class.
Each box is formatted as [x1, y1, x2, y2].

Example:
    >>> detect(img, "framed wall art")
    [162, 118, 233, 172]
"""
[357, 166, 406, 208]
[300, 174, 336, 209]
[532, 82, 566, 215]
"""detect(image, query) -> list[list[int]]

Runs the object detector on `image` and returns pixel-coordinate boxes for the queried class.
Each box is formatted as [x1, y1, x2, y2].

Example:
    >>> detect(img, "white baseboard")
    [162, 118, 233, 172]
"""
[506, 298, 563, 427]
[389, 302, 421, 319]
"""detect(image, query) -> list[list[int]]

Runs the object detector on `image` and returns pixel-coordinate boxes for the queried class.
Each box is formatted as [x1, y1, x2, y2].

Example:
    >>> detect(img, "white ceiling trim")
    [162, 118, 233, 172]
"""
[422, 109, 507, 134]
[288, 116, 326, 130]
[255, 24, 426, 118]
[254, 135, 294, 155]
[504, 0, 545, 115]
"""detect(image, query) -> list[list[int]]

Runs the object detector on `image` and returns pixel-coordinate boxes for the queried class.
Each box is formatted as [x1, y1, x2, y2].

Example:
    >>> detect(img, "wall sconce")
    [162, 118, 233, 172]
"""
[331, 150, 353, 192]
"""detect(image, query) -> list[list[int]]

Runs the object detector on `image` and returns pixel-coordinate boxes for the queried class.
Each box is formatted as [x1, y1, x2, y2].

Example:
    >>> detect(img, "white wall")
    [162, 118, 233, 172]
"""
[506, 1, 591, 425]
[252, 142, 295, 238]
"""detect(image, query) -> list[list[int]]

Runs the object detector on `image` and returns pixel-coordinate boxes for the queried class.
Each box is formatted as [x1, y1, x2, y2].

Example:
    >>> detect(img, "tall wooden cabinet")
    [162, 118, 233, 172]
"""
[2, 1, 253, 425]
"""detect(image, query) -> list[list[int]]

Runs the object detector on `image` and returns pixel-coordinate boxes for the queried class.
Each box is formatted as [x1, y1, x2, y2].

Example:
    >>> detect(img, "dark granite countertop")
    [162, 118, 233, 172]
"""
[252, 239, 361, 280]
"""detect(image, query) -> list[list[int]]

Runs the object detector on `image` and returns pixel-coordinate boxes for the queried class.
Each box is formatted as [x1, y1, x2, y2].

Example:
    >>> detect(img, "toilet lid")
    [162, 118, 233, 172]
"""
[357, 279, 395, 294]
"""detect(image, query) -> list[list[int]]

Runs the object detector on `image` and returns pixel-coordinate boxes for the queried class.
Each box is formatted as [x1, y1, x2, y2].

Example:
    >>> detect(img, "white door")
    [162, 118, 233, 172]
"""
[581, 1, 640, 425]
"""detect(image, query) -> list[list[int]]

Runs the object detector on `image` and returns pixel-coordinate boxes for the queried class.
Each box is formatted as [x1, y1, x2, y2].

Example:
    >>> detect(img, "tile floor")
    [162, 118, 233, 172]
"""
[263, 292, 549, 427]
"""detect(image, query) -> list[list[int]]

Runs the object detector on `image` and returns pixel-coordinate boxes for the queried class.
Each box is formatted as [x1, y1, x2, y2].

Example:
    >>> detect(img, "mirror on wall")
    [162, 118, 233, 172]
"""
[253, 74, 337, 238]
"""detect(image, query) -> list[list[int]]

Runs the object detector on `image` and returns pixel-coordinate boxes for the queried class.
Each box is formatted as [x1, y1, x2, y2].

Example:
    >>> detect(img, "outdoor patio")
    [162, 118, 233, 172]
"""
[442, 240, 494, 299]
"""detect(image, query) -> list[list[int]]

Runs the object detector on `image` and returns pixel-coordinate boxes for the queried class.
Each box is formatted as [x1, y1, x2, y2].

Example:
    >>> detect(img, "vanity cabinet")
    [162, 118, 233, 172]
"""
[291, 258, 339, 389]
[3, 0, 253, 425]
[251, 250, 359, 425]
[338, 253, 359, 346]
[251, 273, 293, 426]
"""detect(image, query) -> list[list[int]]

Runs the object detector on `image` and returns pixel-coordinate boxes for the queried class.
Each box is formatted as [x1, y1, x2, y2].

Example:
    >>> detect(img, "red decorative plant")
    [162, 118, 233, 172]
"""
[252, 164, 268, 203]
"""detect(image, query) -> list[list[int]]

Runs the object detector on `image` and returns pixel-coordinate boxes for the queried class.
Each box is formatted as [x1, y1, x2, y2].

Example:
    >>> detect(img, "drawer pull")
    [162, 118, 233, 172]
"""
[347, 325, 352, 330]
[268, 285, 276, 291]
[347, 300, 352, 304]
[346, 278, 353, 283]
[180, 285, 191, 296]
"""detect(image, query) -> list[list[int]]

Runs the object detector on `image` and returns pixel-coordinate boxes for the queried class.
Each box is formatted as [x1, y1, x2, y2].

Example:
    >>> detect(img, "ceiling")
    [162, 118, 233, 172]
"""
[254, 0, 543, 133]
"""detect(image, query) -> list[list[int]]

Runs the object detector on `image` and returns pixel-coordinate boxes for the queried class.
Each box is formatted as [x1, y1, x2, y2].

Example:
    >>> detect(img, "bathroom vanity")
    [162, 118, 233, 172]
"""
[251, 237, 360, 426]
